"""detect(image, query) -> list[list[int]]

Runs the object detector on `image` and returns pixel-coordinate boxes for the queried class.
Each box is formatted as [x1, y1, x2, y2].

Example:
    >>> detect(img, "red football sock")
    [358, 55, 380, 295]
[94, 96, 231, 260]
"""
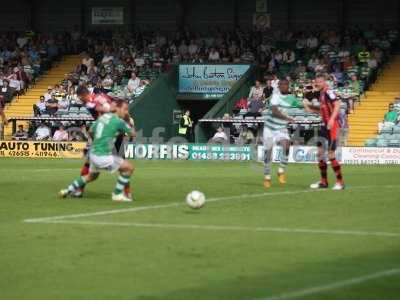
[330, 158, 343, 183]
[318, 160, 328, 184]
[124, 184, 131, 196]
[80, 162, 90, 176]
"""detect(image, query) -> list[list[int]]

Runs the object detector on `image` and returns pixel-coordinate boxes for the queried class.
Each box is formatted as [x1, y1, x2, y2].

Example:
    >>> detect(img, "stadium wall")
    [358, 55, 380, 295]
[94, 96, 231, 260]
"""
[134, 0, 179, 30]
[34, 0, 82, 32]
[129, 66, 180, 141]
[0, 0, 30, 31]
[1, 0, 399, 33]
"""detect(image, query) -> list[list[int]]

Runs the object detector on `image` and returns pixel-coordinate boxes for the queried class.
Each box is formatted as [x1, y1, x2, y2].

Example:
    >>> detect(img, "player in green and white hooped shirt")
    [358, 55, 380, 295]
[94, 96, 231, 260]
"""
[59, 100, 135, 202]
[263, 79, 302, 188]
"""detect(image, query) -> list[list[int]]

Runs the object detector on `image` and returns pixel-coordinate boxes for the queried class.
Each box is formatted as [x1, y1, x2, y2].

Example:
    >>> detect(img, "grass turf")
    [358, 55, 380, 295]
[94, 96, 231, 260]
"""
[0, 158, 399, 300]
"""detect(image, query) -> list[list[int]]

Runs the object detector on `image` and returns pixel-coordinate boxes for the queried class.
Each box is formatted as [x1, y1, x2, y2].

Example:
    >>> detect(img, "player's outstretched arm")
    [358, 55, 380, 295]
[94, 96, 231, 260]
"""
[271, 106, 294, 123]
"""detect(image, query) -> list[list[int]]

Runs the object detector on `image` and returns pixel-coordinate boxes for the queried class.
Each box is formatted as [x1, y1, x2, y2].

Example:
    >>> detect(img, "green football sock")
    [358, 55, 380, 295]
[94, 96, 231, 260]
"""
[68, 176, 86, 192]
[114, 174, 131, 195]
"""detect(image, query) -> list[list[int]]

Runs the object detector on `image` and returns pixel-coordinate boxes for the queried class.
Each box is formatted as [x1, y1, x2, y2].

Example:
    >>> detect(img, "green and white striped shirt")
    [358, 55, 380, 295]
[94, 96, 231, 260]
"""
[264, 93, 302, 131]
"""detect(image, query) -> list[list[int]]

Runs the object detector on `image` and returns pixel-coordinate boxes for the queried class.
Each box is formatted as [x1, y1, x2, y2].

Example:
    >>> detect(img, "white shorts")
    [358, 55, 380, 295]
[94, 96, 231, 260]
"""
[89, 153, 123, 173]
[263, 126, 290, 149]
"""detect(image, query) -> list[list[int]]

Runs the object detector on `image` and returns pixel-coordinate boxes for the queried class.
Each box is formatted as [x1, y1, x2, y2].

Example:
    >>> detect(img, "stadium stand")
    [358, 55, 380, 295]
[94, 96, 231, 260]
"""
[192, 27, 398, 144]
[2, 26, 398, 143]
[348, 55, 400, 146]
[3, 55, 82, 138]
[363, 98, 400, 147]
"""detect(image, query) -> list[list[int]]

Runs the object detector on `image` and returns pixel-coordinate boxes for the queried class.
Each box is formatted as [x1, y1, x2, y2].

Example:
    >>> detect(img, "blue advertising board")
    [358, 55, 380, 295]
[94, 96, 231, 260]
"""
[178, 64, 250, 94]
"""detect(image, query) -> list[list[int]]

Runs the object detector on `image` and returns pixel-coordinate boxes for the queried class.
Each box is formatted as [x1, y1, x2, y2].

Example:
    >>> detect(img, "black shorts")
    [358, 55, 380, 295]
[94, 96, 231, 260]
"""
[317, 124, 340, 151]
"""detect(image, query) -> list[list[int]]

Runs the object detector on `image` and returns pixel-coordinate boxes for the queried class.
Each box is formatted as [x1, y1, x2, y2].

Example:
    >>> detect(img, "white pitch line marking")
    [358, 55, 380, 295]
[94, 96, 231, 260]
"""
[23, 188, 328, 223]
[36, 220, 400, 238]
[23, 184, 398, 224]
[24, 203, 180, 223]
[258, 268, 400, 300]
[23, 189, 316, 223]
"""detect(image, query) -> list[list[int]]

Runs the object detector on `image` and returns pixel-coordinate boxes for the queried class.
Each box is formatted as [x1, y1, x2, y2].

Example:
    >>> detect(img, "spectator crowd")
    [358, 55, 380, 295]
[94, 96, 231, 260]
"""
[2, 26, 398, 142]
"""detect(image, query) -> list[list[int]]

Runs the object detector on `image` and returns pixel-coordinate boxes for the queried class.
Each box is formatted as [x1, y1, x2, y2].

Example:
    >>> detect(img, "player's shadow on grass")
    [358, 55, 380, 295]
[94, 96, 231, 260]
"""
[79, 191, 111, 201]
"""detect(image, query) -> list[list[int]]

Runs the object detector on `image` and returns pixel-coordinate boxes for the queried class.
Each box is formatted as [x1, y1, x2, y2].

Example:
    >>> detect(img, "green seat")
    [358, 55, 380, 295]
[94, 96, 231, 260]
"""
[392, 126, 400, 133]
[388, 140, 400, 147]
[378, 133, 393, 139]
[376, 139, 389, 147]
[379, 128, 393, 135]
[364, 139, 377, 147]
[57, 109, 68, 116]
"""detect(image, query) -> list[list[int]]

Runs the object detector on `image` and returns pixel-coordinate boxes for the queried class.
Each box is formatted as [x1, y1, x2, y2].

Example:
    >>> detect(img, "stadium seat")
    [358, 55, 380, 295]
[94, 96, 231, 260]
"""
[376, 139, 389, 147]
[364, 138, 378, 147]
[379, 127, 393, 135]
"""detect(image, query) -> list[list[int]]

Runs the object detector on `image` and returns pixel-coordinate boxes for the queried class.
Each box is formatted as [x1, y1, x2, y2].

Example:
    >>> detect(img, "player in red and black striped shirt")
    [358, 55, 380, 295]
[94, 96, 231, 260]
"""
[72, 86, 133, 198]
[303, 74, 345, 190]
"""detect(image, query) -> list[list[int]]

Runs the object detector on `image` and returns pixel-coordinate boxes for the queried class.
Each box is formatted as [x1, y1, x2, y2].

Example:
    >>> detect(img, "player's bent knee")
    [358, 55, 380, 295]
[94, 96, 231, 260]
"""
[328, 151, 336, 160]
[119, 160, 134, 174]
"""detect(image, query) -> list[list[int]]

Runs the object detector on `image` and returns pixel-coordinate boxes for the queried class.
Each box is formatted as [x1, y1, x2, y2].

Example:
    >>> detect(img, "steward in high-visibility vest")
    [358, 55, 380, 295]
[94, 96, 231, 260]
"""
[178, 110, 193, 139]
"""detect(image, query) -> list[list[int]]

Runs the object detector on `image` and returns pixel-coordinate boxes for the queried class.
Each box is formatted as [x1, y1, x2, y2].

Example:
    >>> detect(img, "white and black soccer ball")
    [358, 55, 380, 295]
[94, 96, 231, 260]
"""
[186, 191, 206, 209]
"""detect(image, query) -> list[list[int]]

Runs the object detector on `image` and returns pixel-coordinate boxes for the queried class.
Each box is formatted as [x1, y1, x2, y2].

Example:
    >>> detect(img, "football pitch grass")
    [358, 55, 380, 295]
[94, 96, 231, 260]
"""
[1, 158, 399, 300]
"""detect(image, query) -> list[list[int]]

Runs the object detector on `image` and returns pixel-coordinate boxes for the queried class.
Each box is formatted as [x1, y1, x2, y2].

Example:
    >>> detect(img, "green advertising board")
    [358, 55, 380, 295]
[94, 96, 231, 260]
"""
[124, 144, 253, 161]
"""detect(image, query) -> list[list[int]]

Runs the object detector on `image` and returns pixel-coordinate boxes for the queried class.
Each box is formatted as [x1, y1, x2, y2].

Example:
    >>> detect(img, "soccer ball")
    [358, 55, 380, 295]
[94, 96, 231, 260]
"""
[186, 191, 206, 209]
